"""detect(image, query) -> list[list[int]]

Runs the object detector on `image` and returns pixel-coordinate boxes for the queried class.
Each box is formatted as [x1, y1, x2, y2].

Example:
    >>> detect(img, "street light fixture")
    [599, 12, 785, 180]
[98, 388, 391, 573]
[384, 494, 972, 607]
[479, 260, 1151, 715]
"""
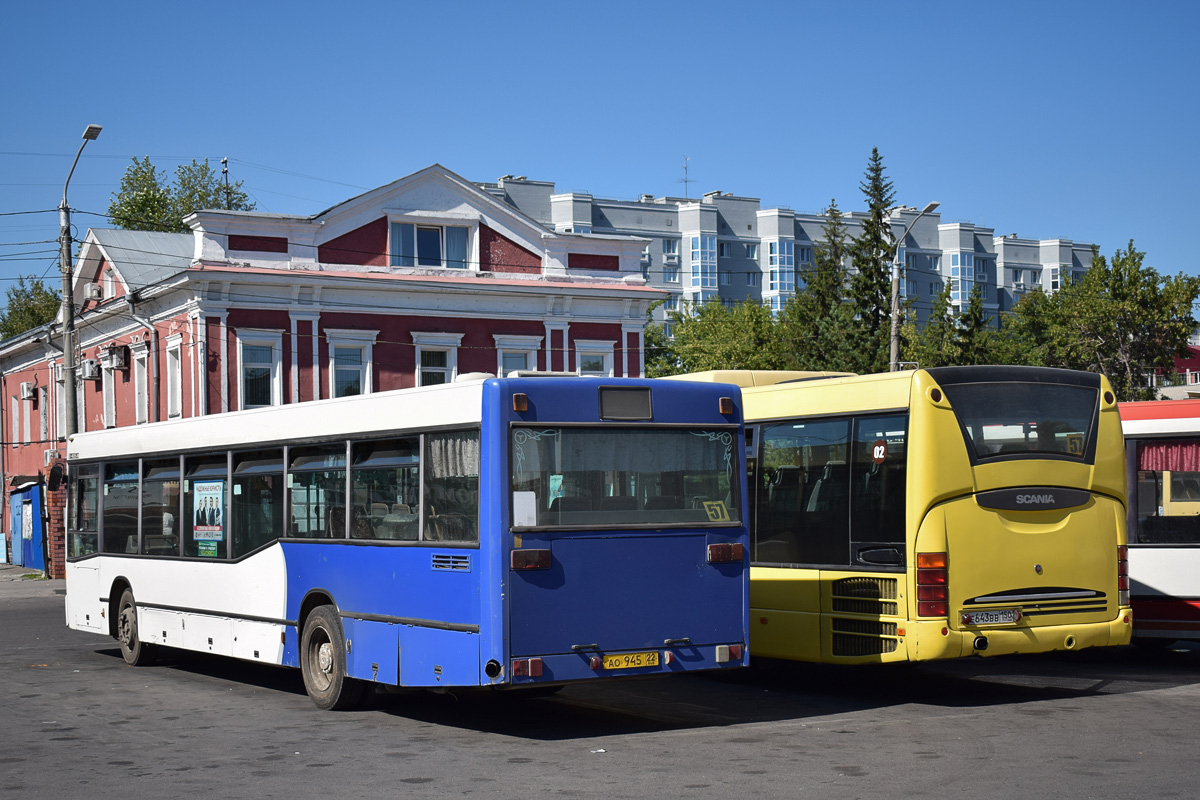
[889, 200, 939, 372]
[59, 124, 102, 438]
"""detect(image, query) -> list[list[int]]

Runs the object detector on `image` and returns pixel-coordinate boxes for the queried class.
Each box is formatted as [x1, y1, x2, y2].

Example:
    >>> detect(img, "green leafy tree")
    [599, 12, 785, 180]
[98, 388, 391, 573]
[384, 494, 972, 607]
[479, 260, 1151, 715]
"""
[1054, 242, 1199, 400]
[846, 148, 896, 373]
[0, 276, 60, 340]
[901, 284, 957, 368]
[643, 301, 680, 378]
[955, 286, 996, 366]
[780, 199, 854, 370]
[666, 298, 786, 374]
[108, 157, 255, 233]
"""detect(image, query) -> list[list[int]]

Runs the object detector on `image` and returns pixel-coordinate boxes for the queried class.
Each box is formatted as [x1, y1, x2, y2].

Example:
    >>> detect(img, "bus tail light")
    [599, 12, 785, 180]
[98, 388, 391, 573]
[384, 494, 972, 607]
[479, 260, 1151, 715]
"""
[916, 552, 949, 618]
[511, 549, 552, 570]
[707, 543, 744, 563]
[715, 644, 744, 663]
[512, 658, 543, 677]
[1117, 545, 1129, 606]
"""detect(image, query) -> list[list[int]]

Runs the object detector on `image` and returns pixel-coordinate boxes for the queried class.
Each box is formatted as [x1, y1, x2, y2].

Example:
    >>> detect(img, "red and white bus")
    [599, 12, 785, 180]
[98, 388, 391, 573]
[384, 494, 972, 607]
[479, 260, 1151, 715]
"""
[1120, 398, 1200, 644]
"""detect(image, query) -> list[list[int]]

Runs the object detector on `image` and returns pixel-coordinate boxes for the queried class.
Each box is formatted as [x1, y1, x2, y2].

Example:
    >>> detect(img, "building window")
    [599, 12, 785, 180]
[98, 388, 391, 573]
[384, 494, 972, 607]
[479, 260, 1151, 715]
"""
[691, 234, 717, 289]
[390, 223, 470, 269]
[38, 387, 47, 442]
[720, 270, 732, 285]
[662, 239, 679, 263]
[1051, 266, 1061, 292]
[237, 333, 282, 409]
[663, 296, 679, 312]
[102, 365, 115, 429]
[664, 266, 680, 283]
[166, 336, 183, 418]
[412, 332, 463, 387]
[10, 396, 18, 448]
[574, 340, 614, 377]
[722, 297, 735, 309]
[718, 241, 732, 259]
[796, 246, 812, 263]
[493, 334, 542, 377]
[744, 243, 758, 260]
[769, 240, 795, 292]
[132, 345, 149, 425]
[326, 329, 378, 398]
[102, 271, 115, 300]
[747, 272, 761, 287]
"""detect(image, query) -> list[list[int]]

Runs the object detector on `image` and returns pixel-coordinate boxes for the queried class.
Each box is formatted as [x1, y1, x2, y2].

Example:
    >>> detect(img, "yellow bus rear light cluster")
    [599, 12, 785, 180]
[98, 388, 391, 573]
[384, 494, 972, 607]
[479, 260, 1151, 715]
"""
[917, 552, 949, 617]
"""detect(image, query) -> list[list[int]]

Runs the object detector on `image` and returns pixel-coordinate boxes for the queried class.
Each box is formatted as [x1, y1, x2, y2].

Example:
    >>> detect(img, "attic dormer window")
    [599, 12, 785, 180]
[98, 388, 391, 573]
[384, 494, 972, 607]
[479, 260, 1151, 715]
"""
[390, 223, 469, 269]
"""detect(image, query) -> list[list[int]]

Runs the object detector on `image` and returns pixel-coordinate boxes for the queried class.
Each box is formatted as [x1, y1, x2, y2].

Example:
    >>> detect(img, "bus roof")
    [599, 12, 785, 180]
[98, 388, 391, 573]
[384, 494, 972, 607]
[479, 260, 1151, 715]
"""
[663, 370, 855, 388]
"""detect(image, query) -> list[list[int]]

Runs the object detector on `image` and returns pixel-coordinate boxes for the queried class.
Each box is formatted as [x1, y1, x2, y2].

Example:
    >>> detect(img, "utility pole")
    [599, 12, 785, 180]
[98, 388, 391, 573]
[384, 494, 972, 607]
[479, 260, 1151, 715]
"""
[59, 124, 102, 438]
[888, 200, 939, 371]
[221, 157, 231, 210]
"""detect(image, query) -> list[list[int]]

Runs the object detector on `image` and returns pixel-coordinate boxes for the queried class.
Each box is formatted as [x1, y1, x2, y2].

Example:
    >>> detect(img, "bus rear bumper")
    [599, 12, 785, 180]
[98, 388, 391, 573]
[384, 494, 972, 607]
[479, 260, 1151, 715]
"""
[906, 611, 1132, 660]
[960, 613, 1133, 657]
[505, 644, 749, 686]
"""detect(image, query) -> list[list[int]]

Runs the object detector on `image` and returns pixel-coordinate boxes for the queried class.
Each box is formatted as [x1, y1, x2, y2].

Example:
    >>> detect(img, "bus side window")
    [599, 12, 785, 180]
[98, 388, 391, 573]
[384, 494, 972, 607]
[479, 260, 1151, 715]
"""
[232, 450, 284, 557]
[69, 465, 100, 557]
[101, 462, 139, 555]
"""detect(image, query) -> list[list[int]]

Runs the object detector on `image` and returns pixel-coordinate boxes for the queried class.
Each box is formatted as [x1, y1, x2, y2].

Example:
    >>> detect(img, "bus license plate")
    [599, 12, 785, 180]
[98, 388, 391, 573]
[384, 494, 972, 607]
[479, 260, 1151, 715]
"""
[602, 651, 659, 670]
[970, 609, 1019, 626]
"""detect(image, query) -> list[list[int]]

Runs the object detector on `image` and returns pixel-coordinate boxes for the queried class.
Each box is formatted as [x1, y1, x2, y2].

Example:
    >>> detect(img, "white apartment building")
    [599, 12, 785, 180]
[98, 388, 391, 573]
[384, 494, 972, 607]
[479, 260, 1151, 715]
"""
[477, 176, 1094, 330]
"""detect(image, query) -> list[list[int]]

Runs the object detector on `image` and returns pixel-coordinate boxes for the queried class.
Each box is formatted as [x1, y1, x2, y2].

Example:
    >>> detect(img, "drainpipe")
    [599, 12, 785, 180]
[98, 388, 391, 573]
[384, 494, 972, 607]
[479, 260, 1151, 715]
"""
[127, 298, 160, 423]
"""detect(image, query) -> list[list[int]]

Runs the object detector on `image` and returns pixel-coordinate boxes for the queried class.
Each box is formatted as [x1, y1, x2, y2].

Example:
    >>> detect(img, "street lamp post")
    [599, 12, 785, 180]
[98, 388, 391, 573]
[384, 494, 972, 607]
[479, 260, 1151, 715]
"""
[889, 200, 939, 371]
[59, 124, 102, 439]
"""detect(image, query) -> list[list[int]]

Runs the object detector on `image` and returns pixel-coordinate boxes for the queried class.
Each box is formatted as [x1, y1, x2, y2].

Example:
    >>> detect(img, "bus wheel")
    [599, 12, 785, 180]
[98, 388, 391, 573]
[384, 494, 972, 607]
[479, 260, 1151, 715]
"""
[117, 588, 156, 666]
[300, 606, 364, 711]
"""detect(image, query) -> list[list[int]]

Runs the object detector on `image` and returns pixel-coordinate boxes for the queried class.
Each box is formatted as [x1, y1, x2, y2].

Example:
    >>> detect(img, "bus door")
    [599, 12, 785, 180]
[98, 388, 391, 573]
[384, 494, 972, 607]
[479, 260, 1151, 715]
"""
[506, 423, 747, 681]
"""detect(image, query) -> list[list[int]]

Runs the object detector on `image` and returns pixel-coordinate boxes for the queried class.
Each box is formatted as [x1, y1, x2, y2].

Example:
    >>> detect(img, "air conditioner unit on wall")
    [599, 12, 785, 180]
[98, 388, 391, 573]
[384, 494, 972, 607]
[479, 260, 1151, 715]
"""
[84, 283, 103, 301]
[19, 381, 34, 400]
[44, 449, 61, 467]
[100, 344, 128, 370]
[80, 359, 101, 380]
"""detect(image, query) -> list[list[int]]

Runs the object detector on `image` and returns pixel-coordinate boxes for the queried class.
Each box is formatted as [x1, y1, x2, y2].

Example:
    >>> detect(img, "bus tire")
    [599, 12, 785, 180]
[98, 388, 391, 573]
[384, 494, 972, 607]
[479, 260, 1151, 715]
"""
[117, 588, 157, 667]
[300, 605, 364, 711]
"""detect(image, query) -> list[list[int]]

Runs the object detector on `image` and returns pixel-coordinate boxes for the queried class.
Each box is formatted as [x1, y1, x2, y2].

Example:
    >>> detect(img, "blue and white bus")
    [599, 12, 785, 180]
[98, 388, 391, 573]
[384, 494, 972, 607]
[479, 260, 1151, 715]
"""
[64, 375, 750, 709]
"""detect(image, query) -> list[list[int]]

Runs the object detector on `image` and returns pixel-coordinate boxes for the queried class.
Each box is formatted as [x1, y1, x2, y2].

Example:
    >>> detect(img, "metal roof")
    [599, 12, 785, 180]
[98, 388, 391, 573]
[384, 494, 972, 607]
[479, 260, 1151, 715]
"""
[87, 228, 193, 289]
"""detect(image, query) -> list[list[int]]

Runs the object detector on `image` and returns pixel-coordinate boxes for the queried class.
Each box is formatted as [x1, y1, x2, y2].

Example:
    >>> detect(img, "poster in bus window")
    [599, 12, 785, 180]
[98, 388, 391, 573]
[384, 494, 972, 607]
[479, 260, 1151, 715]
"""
[193, 481, 225, 543]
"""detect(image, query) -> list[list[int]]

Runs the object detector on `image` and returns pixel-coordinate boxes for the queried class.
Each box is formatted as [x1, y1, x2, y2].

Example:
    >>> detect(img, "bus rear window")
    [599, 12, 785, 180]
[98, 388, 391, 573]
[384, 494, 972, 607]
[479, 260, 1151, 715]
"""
[510, 427, 739, 528]
[940, 381, 1099, 463]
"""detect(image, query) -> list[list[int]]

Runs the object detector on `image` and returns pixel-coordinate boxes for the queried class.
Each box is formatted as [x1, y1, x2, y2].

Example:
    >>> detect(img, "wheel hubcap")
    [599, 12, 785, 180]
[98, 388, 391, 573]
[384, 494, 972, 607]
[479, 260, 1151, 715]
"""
[317, 642, 334, 675]
[119, 608, 135, 647]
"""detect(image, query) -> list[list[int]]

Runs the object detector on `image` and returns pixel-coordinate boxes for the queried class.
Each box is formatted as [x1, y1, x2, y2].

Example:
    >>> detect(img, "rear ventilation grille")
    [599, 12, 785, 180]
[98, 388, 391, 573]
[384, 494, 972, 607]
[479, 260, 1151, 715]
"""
[831, 577, 899, 616]
[431, 554, 471, 572]
[832, 632, 900, 657]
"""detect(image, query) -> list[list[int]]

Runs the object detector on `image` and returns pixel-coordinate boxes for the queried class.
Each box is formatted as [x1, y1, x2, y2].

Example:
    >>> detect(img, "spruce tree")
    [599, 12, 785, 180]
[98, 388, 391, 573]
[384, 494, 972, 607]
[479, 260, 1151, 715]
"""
[846, 148, 896, 373]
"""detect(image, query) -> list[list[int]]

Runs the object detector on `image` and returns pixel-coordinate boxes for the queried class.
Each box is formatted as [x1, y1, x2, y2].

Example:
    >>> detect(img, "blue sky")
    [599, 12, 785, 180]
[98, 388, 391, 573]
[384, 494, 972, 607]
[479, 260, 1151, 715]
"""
[2, 0, 1196, 301]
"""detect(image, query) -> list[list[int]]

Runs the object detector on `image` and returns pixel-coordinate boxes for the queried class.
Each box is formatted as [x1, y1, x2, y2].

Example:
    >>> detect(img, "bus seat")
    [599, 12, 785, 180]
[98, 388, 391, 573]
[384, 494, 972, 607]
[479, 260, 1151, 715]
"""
[391, 503, 411, 515]
[328, 507, 345, 537]
[549, 496, 592, 513]
[599, 496, 638, 512]
[370, 502, 388, 519]
[644, 495, 682, 510]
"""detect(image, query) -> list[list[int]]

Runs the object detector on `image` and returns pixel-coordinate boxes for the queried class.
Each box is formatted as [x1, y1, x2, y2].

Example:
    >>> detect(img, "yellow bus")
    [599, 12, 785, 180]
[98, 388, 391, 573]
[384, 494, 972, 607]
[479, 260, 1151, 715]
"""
[672, 366, 1132, 663]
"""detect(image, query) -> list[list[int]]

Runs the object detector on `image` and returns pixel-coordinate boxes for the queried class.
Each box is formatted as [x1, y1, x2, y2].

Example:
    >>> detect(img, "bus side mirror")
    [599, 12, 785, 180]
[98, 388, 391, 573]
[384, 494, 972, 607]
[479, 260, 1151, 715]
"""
[47, 464, 64, 492]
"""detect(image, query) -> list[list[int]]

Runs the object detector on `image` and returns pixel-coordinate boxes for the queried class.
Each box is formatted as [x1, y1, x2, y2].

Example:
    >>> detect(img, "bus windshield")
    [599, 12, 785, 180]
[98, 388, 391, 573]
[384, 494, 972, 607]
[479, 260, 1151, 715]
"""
[940, 381, 1099, 463]
[510, 426, 739, 528]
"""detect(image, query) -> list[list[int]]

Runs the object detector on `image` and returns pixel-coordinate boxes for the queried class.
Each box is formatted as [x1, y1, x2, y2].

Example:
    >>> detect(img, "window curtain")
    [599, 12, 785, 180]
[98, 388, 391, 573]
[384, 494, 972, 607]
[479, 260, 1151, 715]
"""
[427, 431, 480, 478]
[1138, 440, 1200, 472]
[445, 227, 468, 269]
[390, 223, 414, 267]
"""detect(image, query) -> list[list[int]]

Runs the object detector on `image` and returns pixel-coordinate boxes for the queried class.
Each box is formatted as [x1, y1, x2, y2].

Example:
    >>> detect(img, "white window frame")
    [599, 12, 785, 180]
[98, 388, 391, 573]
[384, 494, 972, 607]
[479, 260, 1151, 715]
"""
[745, 243, 758, 259]
[166, 335, 183, 419]
[38, 387, 47, 442]
[102, 271, 115, 300]
[236, 332, 283, 410]
[326, 329, 378, 398]
[102, 364, 115, 429]
[574, 339, 615, 377]
[131, 343, 149, 425]
[389, 218, 474, 270]
[412, 332, 464, 386]
[10, 396, 18, 448]
[493, 334, 543, 377]
[663, 266, 680, 284]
